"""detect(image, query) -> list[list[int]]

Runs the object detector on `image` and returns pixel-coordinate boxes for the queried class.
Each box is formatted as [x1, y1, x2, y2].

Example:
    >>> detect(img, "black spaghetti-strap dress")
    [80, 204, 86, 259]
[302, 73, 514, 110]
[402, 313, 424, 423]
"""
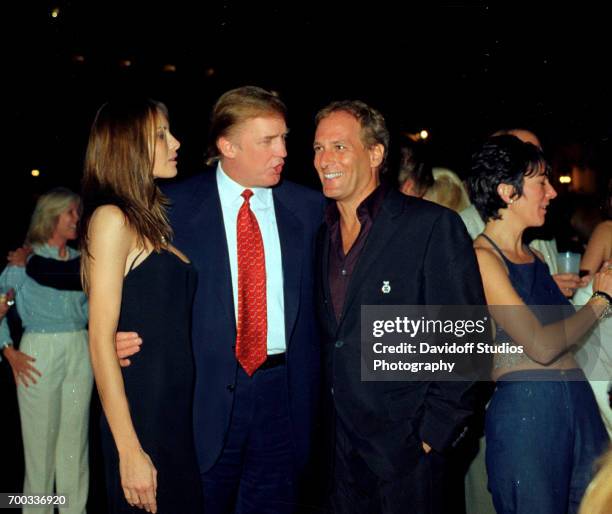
[100, 250, 204, 513]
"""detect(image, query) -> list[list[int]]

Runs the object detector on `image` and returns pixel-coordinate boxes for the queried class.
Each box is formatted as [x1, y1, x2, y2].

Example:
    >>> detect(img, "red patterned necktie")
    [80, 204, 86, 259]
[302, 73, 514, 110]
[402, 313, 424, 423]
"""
[235, 189, 267, 376]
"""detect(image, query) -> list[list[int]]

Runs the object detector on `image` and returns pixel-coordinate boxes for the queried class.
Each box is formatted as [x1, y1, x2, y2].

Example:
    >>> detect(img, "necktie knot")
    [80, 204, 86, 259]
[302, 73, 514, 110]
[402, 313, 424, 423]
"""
[241, 189, 254, 202]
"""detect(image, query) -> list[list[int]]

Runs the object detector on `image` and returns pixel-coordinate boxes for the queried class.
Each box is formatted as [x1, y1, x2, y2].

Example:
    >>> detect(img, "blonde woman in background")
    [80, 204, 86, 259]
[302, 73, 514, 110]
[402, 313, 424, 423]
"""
[0, 188, 91, 514]
[423, 168, 471, 212]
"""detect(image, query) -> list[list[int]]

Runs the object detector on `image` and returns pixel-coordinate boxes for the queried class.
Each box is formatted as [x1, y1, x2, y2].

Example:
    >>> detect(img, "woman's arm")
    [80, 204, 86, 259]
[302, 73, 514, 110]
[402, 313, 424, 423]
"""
[6, 245, 82, 291]
[581, 221, 612, 274]
[27, 255, 83, 291]
[0, 266, 42, 385]
[475, 247, 611, 366]
[86, 205, 157, 512]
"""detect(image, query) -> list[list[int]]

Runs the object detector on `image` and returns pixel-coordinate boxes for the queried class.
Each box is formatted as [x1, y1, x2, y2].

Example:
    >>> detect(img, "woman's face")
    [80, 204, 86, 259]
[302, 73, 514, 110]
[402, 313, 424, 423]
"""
[510, 170, 557, 227]
[53, 201, 80, 242]
[152, 113, 180, 179]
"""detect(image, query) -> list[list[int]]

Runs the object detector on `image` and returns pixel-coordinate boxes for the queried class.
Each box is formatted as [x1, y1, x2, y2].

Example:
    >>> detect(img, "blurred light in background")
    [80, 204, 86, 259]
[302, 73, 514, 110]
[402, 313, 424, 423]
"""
[50, 7, 60, 19]
[31, 169, 41, 177]
[559, 175, 572, 184]
[403, 130, 431, 142]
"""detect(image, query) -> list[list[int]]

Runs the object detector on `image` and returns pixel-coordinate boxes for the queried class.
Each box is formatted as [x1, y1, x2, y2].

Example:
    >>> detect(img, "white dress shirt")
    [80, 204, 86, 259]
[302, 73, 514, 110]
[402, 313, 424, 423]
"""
[216, 164, 287, 354]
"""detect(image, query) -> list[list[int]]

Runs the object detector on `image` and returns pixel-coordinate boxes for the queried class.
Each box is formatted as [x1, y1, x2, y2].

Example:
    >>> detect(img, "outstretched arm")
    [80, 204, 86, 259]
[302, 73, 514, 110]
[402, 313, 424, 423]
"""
[476, 246, 612, 365]
[26, 254, 83, 291]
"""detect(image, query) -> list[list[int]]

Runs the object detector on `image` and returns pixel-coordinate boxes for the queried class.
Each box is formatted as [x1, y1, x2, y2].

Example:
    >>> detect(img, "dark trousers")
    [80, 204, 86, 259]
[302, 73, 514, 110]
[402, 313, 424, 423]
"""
[486, 369, 610, 514]
[330, 416, 447, 514]
[200, 364, 298, 514]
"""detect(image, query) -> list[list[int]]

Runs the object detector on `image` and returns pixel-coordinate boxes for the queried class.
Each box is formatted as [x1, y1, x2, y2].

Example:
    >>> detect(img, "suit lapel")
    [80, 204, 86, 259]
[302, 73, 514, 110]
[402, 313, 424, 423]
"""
[338, 189, 404, 327]
[319, 224, 339, 335]
[185, 174, 236, 330]
[273, 190, 303, 346]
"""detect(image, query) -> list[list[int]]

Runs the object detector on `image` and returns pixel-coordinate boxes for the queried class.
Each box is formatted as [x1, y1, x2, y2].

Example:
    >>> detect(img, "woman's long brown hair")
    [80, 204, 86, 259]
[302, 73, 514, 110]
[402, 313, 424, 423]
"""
[80, 98, 173, 291]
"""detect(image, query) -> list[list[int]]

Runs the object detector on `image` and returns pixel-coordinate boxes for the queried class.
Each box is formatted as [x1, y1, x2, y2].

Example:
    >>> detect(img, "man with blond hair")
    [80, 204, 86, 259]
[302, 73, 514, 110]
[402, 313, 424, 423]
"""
[27, 87, 325, 514]
[148, 86, 325, 513]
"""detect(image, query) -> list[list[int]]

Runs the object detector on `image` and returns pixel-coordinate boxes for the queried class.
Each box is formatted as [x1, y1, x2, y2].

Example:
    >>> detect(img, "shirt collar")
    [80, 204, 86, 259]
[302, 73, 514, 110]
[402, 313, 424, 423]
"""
[216, 163, 273, 209]
[324, 181, 389, 228]
[33, 243, 79, 260]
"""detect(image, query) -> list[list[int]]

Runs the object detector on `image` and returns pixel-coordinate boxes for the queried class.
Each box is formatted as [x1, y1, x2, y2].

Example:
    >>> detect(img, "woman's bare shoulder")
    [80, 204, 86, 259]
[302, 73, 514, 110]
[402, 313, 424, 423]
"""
[592, 220, 612, 239]
[90, 204, 127, 227]
[88, 205, 136, 250]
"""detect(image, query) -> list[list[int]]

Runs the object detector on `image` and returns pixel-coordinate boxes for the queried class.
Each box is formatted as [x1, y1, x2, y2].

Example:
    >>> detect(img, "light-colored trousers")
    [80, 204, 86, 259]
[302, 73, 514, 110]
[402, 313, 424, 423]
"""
[17, 330, 93, 514]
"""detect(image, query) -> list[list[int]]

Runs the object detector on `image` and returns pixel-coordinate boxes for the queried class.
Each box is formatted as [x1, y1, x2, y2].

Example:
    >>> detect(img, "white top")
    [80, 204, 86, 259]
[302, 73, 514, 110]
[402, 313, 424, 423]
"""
[573, 281, 612, 437]
[216, 164, 286, 354]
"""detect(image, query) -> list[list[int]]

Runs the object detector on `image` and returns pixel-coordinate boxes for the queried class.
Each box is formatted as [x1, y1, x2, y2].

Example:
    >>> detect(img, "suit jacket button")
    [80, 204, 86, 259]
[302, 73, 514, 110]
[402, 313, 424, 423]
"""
[335, 340, 344, 348]
[227, 384, 236, 392]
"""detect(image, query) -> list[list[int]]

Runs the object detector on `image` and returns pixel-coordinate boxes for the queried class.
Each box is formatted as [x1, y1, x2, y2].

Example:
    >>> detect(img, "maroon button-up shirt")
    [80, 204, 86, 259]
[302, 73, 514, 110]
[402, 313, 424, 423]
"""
[325, 183, 389, 322]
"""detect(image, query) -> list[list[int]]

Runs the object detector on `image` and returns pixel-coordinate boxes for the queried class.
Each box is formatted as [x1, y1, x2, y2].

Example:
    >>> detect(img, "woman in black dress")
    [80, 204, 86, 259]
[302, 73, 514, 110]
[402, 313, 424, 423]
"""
[82, 99, 203, 513]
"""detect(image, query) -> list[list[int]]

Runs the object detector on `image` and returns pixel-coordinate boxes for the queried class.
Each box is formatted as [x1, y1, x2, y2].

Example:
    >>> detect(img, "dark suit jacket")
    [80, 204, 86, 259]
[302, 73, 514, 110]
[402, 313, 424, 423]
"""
[164, 170, 325, 474]
[316, 188, 486, 480]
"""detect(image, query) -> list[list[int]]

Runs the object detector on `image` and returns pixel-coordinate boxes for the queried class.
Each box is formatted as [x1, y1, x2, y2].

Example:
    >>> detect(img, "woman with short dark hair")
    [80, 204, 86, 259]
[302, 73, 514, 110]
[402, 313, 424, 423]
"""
[468, 135, 612, 514]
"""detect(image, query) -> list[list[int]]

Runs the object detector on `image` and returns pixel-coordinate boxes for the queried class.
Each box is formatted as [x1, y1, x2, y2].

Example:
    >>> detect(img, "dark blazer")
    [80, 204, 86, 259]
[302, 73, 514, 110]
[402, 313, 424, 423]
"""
[316, 188, 486, 480]
[164, 170, 325, 474]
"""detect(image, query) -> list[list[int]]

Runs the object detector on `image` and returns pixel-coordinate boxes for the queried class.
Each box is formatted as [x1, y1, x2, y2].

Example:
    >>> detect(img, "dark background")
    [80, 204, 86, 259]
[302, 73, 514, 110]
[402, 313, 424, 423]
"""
[4, 2, 611, 252]
[2, 2, 611, 511]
